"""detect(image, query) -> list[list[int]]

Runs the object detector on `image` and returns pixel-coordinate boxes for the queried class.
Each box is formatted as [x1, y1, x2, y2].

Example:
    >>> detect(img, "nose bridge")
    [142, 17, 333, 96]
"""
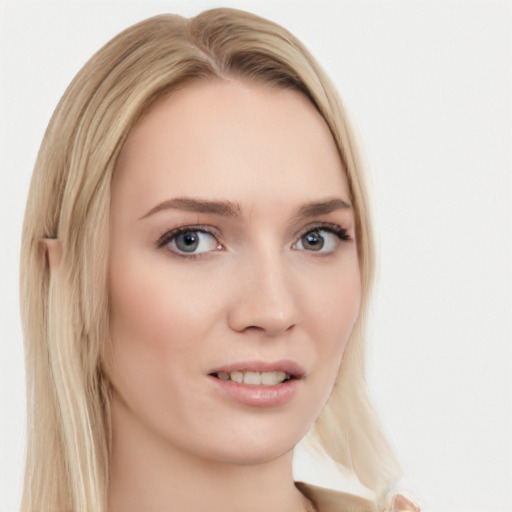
[228, 241, 299, 336]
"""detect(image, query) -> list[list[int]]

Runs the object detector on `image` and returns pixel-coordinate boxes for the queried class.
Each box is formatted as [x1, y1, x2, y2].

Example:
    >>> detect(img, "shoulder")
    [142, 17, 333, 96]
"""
[295, 482, 420, 512]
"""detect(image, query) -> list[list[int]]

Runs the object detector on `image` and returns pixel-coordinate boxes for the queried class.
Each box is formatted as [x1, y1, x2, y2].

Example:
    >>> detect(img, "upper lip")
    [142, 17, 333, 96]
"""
[208, 360, 306, 379]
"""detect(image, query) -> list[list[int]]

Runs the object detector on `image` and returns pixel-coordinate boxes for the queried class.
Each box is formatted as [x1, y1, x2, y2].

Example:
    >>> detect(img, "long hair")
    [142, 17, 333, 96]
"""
[20, 8, 400, 511]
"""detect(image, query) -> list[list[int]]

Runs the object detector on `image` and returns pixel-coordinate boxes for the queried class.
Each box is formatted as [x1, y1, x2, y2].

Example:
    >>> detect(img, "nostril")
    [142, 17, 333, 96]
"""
[226, 275, 299, 337]
[239, 323, 296, 337]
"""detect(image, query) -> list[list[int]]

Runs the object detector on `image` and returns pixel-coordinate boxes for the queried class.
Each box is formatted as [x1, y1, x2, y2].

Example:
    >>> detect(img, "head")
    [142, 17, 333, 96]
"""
[20, 8, 399, 510]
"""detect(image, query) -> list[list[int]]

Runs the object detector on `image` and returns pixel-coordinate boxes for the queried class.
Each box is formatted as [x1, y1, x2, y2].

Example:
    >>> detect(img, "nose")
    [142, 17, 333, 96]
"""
[227, 249, 299, 337]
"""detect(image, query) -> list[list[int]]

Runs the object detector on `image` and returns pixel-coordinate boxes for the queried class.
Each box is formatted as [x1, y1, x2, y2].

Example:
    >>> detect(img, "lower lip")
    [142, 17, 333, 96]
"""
[208, 376, 300, 408]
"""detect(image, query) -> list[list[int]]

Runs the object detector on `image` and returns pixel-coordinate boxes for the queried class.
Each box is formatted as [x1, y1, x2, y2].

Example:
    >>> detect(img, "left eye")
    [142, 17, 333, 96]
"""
[163, 230, 219, 255]
[293, 229, 341, 253]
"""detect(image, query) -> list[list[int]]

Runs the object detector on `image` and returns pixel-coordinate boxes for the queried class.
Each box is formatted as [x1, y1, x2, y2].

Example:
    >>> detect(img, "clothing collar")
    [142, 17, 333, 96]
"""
[295, 482, 375, 512]
[295, 482, 420, 512]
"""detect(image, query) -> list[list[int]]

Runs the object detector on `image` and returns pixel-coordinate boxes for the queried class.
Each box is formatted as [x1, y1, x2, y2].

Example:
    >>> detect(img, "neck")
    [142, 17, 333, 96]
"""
[107, 397, 311, 512]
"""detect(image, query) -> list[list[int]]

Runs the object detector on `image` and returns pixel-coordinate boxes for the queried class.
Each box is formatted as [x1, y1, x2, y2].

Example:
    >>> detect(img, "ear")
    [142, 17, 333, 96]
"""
[38, 238, 62, 270]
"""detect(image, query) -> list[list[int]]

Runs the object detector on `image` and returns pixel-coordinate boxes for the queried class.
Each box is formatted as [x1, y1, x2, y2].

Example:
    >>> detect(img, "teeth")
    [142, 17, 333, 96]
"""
[243, 371, 261, 385]
[262, 371, 287, 385]
[216, 370, 290, 386]
[230, 370, 243, 383]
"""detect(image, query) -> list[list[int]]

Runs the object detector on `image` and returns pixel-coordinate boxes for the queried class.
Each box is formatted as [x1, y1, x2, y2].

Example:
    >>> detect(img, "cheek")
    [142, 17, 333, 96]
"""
[105, 252, 222, 433]
[106, 251, 216, 401]
[310, 259, 361, 345]
[306, 258, 362, 384]
[109, 268, 175, 364]
[282, 257, 362, 430]
[109, 251, 217, 354]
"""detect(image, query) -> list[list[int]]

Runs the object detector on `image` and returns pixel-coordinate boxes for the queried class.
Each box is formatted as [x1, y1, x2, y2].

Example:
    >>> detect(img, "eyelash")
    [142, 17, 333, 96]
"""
[305, 222, 351, 243]
[155, 222, 351, 259]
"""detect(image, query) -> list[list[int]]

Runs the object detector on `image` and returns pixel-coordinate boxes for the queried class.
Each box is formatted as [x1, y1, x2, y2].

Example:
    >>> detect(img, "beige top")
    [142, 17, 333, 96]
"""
[296, 482, 420, 512]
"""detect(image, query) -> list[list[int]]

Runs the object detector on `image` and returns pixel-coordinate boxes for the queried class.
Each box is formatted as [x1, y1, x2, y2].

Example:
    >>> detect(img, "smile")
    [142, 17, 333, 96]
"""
[213, 370, 292, 386]
[208, 360, 304, 407]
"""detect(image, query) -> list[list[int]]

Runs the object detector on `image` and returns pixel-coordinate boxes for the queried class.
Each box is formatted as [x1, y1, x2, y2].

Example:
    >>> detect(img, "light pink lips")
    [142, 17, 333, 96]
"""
[208, 360, 305, 408]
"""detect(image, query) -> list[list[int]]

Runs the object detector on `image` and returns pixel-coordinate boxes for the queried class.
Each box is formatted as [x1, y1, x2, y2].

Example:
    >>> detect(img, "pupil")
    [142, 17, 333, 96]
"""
[303, 231, 324, 251]
[177, 231, 199, 252]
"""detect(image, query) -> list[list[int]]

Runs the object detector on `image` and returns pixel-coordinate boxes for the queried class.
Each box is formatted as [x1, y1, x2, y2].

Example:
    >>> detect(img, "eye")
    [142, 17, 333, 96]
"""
[157, 228, 221, 257]
[293, 226, 350, 253]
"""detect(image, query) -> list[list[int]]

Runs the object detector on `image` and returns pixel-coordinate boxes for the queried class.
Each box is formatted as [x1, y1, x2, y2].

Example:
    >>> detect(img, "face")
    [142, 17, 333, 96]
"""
[106, 80, 361, 465]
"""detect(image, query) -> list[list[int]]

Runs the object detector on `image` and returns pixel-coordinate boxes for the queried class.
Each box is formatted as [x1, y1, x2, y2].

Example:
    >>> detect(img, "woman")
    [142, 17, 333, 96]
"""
[20, 8, 418, 512]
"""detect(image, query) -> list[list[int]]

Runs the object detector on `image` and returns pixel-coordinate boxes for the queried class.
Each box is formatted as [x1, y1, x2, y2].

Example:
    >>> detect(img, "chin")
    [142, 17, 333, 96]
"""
[209, 438, 297, 467]
[187, 416, 309, 467]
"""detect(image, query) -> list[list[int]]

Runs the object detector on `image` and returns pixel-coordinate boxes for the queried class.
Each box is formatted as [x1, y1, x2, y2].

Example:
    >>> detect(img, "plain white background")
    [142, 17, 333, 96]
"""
[0, 1, 510, 511]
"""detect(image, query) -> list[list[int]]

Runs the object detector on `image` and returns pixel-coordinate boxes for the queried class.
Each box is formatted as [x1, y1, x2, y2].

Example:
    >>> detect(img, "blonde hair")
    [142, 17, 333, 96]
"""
[20, 8, 400, 511]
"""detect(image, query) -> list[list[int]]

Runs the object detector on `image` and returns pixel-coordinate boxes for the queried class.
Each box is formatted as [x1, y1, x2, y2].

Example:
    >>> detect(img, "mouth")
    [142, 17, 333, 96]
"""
[208, 360, 305, 387]
[207, 361, 304, 407]
[209, 370, 295, 386]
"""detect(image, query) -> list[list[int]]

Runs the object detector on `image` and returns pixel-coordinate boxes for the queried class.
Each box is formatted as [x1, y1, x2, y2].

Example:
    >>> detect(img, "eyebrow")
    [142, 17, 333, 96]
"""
[139, 197, 241, 220]
[139, 196, 351, 221]
[296, 198, 352, 218]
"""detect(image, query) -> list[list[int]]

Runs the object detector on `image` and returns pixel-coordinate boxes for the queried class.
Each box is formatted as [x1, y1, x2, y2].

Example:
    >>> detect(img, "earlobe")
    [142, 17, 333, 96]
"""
[38, 238, 62, 270]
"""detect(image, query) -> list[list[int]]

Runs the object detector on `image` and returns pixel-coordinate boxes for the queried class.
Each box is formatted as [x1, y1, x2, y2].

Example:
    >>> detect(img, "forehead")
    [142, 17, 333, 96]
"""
[113, 80, 348, 215]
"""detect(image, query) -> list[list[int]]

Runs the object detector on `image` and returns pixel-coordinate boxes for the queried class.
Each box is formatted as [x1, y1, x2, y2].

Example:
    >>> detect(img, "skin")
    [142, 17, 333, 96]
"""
[105, 79, 361, 512]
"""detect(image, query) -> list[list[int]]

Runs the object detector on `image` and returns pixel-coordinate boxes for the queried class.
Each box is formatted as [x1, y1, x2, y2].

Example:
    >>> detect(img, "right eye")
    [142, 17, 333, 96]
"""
[158, 228, 221, 257]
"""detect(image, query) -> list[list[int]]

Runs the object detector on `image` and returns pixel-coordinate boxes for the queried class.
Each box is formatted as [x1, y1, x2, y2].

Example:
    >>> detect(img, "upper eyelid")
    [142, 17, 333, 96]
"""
[293, 221, 351, 239]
